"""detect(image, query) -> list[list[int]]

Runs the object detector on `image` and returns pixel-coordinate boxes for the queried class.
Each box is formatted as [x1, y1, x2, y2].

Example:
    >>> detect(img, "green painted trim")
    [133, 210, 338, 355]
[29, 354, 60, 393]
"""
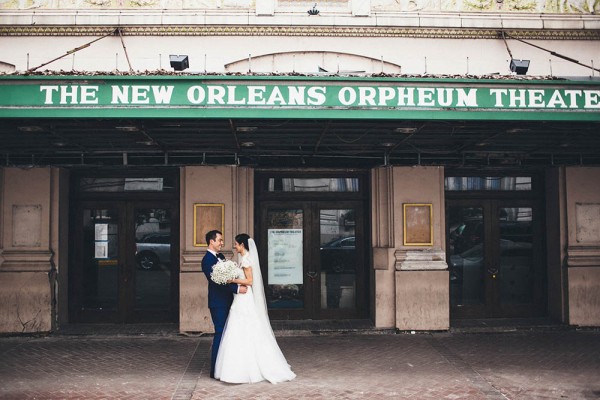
[1, 107, 598, 121]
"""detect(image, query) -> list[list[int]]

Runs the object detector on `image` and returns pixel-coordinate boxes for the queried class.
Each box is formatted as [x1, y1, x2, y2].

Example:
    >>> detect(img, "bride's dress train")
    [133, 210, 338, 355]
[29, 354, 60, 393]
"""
[214, 241, 296, 384]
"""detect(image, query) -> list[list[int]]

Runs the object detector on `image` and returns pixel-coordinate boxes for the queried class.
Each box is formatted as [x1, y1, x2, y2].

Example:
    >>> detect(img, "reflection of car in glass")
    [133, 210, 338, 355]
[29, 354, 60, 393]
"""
[449, 220, 482, 254]
[450, 220, 532, 254]
[136, 233, 171, 270]
[320, 236, 356, 273]
[271, 284, 300, 299]
[449, 239, 531, 283]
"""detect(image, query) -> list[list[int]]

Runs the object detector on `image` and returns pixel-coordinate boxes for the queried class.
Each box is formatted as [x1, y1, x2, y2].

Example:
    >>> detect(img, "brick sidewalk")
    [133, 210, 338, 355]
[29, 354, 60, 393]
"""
[1, 330, 599, 399]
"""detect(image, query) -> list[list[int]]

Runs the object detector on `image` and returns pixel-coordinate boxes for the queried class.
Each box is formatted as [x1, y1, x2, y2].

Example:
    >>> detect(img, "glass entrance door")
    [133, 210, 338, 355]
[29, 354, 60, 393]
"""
[71, 201, 178, 323]
[259, 201, 367, 320]
[318, 207, 361, 319]
[447, 199, 544, 318]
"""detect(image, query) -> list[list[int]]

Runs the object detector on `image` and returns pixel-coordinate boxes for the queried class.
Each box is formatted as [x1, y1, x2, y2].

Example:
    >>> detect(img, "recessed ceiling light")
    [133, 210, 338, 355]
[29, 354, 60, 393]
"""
[241, 141, 255, 147]
[394, 127, 417, 134]
[236, 127, 258, 133]
[115, 126, 140, 132]
[17, 126, 44, 133]
[506, 128, 530, 134]
[52, 141, 66, 147]
[380, 142, 395, 147]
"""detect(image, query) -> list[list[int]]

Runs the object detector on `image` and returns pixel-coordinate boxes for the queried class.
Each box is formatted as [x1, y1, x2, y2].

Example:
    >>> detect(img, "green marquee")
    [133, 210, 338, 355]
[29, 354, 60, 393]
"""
[1, 75, 599, 121]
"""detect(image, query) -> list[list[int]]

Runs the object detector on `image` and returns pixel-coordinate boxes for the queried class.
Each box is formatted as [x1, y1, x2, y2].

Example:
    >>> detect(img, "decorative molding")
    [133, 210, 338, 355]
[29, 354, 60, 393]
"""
[1, 25, 599, 39]
[394, 248, 447, 271]
[180, 251, 203, 272]
[0, 249, 53, 272]
[566, 245, 600, 268]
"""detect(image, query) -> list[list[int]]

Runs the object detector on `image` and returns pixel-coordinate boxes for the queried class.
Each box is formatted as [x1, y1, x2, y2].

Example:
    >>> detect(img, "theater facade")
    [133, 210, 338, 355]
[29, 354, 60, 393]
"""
[1, 1, 599, 334]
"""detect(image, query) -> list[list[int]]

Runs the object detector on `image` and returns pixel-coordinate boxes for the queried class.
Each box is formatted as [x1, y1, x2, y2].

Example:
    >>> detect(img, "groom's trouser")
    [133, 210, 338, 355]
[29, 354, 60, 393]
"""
[209, 306, 228, 378]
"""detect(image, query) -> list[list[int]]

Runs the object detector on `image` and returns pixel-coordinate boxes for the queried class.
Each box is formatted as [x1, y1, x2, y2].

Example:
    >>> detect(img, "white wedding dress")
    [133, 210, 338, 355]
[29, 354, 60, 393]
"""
[214, 239, 296, 384]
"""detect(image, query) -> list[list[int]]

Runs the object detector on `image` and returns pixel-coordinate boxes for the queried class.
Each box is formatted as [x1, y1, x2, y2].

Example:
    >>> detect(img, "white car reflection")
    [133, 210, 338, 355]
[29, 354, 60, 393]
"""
[135, 233, 171, 270]
[449, 239, 531, 282]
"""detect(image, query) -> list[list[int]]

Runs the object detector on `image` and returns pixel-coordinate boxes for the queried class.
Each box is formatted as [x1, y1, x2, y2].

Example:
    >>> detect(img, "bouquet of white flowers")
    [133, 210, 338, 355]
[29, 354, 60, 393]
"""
[210, 259, 239, 285]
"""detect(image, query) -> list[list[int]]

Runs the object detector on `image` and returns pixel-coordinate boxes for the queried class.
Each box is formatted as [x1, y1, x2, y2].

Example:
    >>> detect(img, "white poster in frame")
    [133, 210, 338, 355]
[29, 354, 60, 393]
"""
[267, 229, 303, 285]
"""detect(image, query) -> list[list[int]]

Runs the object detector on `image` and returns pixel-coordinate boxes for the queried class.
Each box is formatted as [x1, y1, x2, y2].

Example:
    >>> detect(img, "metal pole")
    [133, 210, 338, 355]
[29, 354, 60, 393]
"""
[117, 28, 134, 72]
[27, 29, 117, 72]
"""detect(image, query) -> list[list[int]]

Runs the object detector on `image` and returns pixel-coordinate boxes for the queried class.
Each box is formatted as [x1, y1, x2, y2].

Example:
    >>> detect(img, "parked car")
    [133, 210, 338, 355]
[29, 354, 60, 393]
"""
[135, 232, 171, 270]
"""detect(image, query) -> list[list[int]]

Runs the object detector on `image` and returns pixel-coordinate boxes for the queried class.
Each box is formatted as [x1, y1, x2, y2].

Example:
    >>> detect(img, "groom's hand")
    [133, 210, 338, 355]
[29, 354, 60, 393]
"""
[239, 285, 248, 294]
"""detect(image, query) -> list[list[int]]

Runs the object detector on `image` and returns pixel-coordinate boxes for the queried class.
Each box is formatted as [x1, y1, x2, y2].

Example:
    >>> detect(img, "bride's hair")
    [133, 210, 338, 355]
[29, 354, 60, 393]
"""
[235, 233, 251, 251]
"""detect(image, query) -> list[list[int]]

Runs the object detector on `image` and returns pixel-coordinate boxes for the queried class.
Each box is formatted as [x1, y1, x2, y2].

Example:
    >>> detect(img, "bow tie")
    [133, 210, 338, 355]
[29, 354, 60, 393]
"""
[216, 253, 225, 260]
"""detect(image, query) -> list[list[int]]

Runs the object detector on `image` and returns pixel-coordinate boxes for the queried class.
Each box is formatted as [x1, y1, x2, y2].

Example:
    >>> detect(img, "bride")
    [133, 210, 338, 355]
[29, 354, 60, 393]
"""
[214, 233, 296, 384]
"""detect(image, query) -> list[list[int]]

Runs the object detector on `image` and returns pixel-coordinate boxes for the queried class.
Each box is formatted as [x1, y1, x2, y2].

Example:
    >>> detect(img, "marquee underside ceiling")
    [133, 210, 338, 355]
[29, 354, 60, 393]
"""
[1, 118, 599, 169]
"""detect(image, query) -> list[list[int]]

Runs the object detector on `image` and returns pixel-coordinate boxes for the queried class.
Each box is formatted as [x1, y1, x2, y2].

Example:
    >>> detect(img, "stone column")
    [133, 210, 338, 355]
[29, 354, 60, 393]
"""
[371, 166, 396, 328]
[392, 166, 449, 331]
[564, 167, 600, 327]
[0, 167, 58, 334]
[179, 166, 253, 333]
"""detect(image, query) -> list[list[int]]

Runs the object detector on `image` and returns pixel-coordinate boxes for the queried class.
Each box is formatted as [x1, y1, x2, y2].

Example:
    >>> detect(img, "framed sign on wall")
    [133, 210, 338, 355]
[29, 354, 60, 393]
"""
[193, 203, 224, 247]
[403, 203, 433, 246]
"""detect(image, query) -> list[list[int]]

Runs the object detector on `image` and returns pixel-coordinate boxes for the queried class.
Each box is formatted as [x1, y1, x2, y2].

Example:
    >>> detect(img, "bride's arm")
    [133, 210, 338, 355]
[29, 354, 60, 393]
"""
[229, 266, 253, 286]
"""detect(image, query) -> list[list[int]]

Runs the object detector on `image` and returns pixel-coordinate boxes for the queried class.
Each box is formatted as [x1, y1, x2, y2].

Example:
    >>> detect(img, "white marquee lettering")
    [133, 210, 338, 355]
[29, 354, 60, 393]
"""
[80, 86, 99, 104]
[456, 88, 477, 107]
[378, 87, 395, 106]
[563, 90, 582, 108]
[227, 86, 246, 105]
[358, 87, 377, 106]
[208, 86, 226, 105]
[338, 87, 356, 106]
[417, 88, 435, 106]
[267, 86, 286, 105]
[307, 86, 326, 105]
[437, 88, 454, 107]
[248, 86, 266, 105]
[508, 89, 527, 108]
[131, 86, 150, 104]
[112, 85, 129, 104]
[584, 90, 600, 109]
[547, 90, 567, 108]
[29, 82, 600, 112]
[397, 88, 415, 106]
[60, 85, 79, 105]
[40, 85, 59, 105]
[187, 86, 206, 104]
[151, 86, 174, 104]
[288, 86, 306, 105]
[489, 89, 507, 107]
[528, 89, 546, 107]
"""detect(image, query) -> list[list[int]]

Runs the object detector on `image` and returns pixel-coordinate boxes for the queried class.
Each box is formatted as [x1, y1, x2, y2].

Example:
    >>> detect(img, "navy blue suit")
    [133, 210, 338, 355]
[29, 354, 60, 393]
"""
[201, 251, 238, 379]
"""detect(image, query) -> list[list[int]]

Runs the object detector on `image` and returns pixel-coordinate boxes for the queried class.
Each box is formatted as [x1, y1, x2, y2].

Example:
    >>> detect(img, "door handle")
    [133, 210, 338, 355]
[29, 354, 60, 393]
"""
[487, 267, 498, 279]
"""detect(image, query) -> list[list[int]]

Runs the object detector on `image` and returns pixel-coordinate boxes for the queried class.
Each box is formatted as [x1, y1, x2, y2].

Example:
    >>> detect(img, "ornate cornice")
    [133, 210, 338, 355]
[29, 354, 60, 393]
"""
[1, 25, 599, 39]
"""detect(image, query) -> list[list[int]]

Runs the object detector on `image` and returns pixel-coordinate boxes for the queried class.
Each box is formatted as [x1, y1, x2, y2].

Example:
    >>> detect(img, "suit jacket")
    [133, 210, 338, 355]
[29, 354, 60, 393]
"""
[201, 251, 238, 309]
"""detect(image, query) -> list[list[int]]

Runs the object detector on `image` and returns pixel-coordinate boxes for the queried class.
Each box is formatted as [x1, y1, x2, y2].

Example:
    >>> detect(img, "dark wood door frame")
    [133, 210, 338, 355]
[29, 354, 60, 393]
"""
[446, 197, 546, 319]
[69, 200, 179, 324]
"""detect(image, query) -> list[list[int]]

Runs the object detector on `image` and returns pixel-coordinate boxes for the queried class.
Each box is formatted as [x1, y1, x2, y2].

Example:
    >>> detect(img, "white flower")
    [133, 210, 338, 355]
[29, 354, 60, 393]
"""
[210, 259, 239, 285]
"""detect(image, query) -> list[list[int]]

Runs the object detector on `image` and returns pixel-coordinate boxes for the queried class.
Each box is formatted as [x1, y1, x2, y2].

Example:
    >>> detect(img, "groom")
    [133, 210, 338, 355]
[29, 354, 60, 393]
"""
[202, 229, 247, 379]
